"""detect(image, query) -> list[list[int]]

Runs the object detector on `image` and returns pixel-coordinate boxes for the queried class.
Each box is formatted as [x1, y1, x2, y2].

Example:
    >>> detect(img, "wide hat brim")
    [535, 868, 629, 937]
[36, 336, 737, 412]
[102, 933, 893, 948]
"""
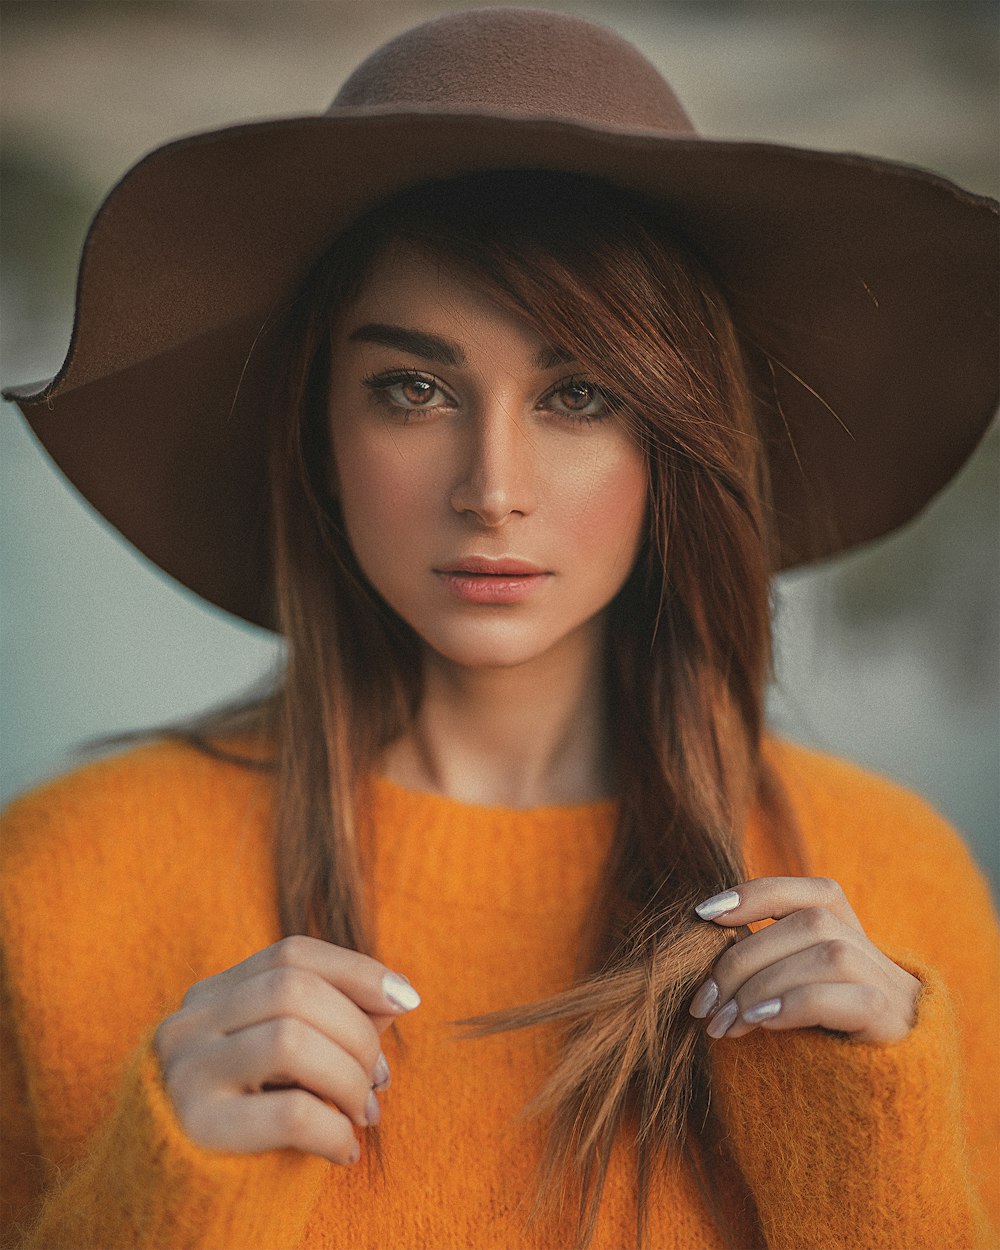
[4, 14, 998, 629]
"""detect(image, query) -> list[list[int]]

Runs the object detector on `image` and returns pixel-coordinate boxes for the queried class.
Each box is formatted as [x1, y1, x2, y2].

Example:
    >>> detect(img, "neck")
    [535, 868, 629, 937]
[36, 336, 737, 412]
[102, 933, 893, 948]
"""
[381, 621, 613, 808]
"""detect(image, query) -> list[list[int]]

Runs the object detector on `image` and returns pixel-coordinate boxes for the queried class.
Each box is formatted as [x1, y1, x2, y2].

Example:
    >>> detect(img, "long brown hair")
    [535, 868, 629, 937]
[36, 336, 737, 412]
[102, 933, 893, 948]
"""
[205, 172, 803, 1248]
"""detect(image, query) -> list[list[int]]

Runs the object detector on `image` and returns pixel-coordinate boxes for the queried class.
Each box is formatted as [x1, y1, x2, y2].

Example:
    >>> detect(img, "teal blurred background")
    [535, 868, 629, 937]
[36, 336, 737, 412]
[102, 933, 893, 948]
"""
[2, 0, 997, 894]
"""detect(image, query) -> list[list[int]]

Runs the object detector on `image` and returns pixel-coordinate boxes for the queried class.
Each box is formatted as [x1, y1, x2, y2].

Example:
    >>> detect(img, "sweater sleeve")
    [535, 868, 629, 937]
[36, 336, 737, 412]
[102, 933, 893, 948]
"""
[2, 1012, 329, 1250]
[0, 959, 43, 1242]
[0, 747, 331, 1250]
[709, 755, 1000, 1250]
[709, 954, 996, 1250]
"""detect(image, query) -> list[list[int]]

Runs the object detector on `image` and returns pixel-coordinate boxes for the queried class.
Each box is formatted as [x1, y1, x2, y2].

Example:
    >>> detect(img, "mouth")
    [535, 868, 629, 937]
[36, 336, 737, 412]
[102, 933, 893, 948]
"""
[436, 556, 547, 577]
[433, 557, 552, 604]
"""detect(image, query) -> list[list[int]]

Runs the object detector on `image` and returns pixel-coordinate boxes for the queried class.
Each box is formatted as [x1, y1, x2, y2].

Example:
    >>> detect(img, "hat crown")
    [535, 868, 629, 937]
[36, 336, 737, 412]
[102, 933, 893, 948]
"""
[330, 7, 694, 134]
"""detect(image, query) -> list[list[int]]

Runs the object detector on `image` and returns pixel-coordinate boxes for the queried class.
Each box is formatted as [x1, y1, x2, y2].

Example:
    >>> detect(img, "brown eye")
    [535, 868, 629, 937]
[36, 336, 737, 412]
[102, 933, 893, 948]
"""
[542, 378, 612, 422]
[363, 370, 454, 413]
[560, 382, 596, 411]
[398, 377, 436, 405]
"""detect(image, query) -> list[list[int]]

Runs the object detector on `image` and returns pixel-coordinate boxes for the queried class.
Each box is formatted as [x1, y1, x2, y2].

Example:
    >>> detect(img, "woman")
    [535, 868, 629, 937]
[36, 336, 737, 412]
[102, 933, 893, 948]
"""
[1, 9, 997, 1250]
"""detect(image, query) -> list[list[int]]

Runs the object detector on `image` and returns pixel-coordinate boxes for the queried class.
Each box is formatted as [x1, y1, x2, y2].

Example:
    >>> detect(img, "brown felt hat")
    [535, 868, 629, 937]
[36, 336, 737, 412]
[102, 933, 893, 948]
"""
[4, 7, 997, 628]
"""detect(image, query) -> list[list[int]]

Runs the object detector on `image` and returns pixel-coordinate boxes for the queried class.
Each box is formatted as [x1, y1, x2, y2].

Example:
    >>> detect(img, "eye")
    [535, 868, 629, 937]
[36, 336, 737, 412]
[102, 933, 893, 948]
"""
[363, 369, 454, 413]
[540, 378, 614, 423]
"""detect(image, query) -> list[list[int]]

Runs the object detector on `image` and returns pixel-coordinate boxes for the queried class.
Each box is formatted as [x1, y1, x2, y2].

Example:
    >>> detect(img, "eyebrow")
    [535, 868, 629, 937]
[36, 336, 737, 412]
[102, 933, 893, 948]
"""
[349, 323, 464, 365]
[348, 322, 577, 371]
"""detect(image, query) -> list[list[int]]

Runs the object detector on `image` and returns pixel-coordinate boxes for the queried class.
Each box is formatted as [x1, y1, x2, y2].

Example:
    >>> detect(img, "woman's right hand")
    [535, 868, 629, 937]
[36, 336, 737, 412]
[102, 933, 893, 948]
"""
[153, 935, 421, 1165]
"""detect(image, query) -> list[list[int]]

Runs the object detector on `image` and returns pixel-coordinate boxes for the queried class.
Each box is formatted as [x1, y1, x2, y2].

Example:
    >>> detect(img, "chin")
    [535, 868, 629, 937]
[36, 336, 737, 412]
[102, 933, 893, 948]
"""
[416, 617, 593, 673]
[424, 637, 553, 672]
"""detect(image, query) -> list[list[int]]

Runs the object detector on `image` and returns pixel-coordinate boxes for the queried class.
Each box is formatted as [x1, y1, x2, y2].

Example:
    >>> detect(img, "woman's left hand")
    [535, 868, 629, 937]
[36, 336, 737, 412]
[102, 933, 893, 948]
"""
[689, 877, 922, 1044]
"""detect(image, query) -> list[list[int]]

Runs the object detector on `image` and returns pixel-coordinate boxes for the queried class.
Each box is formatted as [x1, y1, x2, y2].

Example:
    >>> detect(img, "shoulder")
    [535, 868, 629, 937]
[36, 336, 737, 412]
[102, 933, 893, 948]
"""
[1, 743, 280, 1101]
[763, 735, 955, 844]
[3, 735, 270, 833]
[758, 736, 996, 949]
[1, 738, 274, 911]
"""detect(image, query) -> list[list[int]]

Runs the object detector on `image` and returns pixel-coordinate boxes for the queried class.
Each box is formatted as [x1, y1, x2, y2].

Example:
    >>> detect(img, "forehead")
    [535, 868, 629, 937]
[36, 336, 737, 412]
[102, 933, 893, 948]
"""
[339, 240, 549, 359]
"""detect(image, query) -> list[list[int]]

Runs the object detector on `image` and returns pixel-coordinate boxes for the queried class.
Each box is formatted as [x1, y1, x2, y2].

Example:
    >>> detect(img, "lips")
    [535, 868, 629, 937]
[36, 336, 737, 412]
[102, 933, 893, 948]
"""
[436, 556, 546, 576]
[434, 556, 551, 604]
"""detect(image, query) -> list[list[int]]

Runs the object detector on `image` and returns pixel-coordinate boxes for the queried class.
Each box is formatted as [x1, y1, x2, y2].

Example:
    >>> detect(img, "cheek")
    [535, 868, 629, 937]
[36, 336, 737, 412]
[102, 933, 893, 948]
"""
[331, 431, 438, 552]
[560, 445, 648, 567]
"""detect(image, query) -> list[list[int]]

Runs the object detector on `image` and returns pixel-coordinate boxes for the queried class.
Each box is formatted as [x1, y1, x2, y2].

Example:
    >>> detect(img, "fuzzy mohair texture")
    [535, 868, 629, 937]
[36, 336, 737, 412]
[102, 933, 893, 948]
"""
[1, 737, 997, 1249]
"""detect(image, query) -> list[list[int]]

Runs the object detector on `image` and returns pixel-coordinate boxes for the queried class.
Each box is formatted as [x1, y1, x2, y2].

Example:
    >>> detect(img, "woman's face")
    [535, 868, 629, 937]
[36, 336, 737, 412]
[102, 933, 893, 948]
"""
[326, 242, 647, 672]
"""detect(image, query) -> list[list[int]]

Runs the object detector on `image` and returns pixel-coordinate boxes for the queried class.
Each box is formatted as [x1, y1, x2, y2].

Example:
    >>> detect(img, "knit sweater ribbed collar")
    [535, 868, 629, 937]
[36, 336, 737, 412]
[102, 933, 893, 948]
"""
[365, 774, 618, 911]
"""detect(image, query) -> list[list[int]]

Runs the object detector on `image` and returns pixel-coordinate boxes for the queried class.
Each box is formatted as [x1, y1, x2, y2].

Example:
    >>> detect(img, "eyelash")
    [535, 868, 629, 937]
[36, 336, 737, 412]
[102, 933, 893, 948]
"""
[361, 369, 616, 425]
[362, 369, 456, 417]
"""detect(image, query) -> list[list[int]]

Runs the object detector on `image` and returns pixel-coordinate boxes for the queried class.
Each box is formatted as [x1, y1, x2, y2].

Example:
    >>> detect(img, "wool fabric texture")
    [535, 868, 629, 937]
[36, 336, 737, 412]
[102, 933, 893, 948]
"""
[1, 738, 997, 1249]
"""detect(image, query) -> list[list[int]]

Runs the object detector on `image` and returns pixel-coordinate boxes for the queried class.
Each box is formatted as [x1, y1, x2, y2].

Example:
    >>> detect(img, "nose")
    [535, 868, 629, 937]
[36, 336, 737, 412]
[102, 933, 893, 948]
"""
[449, 404, 536, 526]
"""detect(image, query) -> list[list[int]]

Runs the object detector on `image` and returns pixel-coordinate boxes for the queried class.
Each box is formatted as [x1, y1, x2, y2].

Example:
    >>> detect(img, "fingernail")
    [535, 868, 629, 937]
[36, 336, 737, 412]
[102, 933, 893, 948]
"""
[742, 998, 782, 1025]
[694, 890, 741, 920]
[382, 971, 421, 1013]
[706, 999, 739, 1039]
[347, 1138, 361, 1164]
[365, 1089, 381, 1126]
[372, 1052, 391, 1090]
[689, 978, 720, 1019]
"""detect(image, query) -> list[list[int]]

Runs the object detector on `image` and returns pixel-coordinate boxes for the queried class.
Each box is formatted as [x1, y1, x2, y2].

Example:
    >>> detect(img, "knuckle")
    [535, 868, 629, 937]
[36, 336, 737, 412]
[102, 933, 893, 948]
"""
[712, 943, 744, 986]
[799, 906, 833, 939]
[815, 877, 845, 905]
[267, 1016, 307, 1068]
[276, 1091, 359, 1165]
[820, 937, 856, 976]
[272, 1087, 318, 1139]
[268, 934, 313, 968]
[264, 965, 308, 1013]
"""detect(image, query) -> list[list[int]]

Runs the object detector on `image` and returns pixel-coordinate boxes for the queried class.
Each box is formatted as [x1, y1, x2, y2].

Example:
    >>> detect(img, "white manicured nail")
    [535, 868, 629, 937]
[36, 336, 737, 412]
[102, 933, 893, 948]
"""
[695, 890, 741, 920]
[690, 978, 720, 1019]
[742, 998, 782, 1024]
[373, 1052, 391, 1090]
[382, 971, 421, 1012]
[706, 999, 739, 1039]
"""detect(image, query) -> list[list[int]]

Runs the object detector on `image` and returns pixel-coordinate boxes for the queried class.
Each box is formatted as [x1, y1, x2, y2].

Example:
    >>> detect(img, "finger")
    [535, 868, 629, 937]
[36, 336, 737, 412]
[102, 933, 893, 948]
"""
[706, 981, 907, 1045]
[183, 1016, 379, 1128]
[689, 912, 869, 1018]
[211, 966, 384, 1079]
[715, 939, 886, 1037]
[180, 1087, 363, 1165]
[184, 935, 421, 1023]
[694, 877, 862, 932]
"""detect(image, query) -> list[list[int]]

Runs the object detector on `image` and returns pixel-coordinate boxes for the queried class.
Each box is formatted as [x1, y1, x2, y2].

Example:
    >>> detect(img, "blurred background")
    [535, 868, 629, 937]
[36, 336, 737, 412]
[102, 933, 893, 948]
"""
[1, 0, 997, 895]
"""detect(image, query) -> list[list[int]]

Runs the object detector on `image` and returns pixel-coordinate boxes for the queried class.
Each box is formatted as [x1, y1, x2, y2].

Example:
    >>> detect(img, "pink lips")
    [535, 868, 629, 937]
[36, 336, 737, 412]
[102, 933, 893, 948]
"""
[434, 556, 551, 604]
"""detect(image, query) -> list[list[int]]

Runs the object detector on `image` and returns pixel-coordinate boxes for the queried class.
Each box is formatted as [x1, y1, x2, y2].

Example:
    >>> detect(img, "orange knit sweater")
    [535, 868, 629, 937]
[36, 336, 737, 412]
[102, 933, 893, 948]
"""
[1, 738, 997, 1250]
